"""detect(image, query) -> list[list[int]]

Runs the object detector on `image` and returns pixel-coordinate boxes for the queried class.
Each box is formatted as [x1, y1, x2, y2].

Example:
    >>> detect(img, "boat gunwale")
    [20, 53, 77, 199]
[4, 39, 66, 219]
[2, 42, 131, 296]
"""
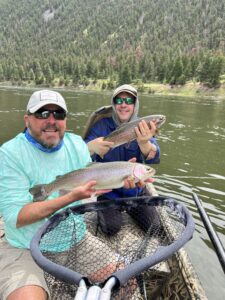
[145, 183, 208, 300]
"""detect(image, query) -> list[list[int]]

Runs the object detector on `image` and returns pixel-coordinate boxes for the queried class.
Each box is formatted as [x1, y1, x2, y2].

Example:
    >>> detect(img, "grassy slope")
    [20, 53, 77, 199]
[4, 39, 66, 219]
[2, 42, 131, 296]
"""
[0, 80, 225, 98]
[145, 82, 225, 98]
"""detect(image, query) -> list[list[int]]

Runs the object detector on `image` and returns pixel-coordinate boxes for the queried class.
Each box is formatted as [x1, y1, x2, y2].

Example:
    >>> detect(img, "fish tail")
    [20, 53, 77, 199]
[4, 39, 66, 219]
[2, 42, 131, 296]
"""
[29, 184, 49, 201]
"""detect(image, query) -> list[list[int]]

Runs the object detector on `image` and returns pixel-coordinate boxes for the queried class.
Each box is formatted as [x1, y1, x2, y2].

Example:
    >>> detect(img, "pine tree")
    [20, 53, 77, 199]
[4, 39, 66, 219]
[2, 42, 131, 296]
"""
[0, 64, 4, 81]
[34, 61, 45, 84]
[197, 54, 211, 84]
[44, 64, 53, 84]
[170, 57, 183, 84]
[208, 55, 224, 86]
[12, 64, 20, 81]
[18, 65, 26, 80]
[72, 65, 81, 84]
[28, 68, 35, 81]
[118, 64, 131, 85]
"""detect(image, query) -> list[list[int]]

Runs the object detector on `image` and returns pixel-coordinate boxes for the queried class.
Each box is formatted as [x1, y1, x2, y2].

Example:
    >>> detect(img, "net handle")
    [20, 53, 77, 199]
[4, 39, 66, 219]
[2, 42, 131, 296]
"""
[74, 277, 117, 300]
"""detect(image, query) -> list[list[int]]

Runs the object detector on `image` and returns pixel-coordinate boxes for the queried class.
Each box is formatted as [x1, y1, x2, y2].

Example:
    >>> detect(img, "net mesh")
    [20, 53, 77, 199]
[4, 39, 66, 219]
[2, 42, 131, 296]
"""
[38, 199, 187, 299]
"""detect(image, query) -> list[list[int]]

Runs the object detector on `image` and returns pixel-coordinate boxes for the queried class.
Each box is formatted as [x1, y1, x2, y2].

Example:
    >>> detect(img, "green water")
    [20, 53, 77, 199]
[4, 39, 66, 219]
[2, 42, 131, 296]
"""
[0, 87, 224, 299]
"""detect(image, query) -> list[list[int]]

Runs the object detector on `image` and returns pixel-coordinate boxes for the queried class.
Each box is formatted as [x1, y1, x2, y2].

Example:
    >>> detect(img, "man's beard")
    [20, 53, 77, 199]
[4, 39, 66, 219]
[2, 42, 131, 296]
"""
[27, 123, 64, 149]
[41, 139, 61, 149]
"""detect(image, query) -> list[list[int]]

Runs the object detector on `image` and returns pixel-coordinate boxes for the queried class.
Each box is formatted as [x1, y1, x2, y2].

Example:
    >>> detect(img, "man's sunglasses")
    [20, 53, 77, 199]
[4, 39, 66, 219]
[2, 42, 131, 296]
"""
[114, 97, 135, 105]
[28, 109, 67, 120]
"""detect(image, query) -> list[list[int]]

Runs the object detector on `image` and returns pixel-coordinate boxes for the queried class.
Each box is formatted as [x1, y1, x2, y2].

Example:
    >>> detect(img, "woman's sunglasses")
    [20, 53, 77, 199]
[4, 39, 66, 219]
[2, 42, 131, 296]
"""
[114, 97, 135, 105]
[28, 109, 67, 120]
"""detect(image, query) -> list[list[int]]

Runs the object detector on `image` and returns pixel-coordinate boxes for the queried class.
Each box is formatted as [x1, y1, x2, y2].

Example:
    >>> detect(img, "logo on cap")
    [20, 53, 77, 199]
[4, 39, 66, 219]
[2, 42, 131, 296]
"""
[40, 91, 59, 102]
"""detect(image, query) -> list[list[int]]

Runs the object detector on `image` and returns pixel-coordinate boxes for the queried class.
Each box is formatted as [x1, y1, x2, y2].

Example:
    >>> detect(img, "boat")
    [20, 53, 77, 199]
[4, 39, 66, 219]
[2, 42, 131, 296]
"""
[0, 106, 208, 299]
[0, 182, 207, 300]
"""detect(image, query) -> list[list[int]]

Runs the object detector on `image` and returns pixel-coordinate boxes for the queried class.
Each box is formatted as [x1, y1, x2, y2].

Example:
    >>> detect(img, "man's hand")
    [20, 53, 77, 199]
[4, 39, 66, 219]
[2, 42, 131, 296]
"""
[128, 157, 136, 163]
[70, 181, 112, 199]
[123, 157, 154, 189]
[135, 120, 157, 145]
[135, 120, 158, 159]
[17, 181, 112, 228]
[123, 176, 154, 189]
[87, 138, 114, 158]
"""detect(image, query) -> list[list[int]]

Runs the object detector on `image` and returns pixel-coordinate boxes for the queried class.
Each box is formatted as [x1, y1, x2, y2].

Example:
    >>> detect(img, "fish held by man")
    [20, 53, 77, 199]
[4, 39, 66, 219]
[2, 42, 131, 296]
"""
[103, 114, 166, 148]
[30, 161, 155, 201]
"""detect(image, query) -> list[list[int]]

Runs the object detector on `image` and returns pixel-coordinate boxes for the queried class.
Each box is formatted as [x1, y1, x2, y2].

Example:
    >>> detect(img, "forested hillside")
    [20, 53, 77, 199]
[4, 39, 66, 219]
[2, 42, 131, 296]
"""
[0, 0, 225, 88]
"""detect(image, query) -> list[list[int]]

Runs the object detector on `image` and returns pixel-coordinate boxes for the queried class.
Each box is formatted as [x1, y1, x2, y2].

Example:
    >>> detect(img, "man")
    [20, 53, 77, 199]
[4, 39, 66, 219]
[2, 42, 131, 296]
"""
[85, 84, 160, 234]
[0, 90, 117, 300]
[87, 84, 160, 164]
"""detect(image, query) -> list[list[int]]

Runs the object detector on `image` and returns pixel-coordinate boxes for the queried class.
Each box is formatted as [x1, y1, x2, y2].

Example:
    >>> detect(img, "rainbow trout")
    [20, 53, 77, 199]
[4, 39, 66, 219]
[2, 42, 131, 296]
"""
[103, 114, 166, 148]
[30, 161, 155, 201]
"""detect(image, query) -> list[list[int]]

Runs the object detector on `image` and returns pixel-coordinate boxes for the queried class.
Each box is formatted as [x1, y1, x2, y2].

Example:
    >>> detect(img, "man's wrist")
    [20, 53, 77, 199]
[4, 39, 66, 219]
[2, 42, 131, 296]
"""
[87, 141, 95, 155]
[139, 141, 151, 154]
[146, 144, 157, 160]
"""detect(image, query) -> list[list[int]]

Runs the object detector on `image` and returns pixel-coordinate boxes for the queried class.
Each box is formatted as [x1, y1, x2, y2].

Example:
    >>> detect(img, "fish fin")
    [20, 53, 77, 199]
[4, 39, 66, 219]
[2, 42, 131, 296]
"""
[55, 174, 64, 179]
[86, 162, 103, 168]
[55, 169, 77, 179]
[29, 184, 48, 201]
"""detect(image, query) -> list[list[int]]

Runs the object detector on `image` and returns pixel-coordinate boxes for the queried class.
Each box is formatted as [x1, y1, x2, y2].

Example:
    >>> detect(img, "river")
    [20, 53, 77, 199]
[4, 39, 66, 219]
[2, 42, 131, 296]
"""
[0, 87, 224, 299]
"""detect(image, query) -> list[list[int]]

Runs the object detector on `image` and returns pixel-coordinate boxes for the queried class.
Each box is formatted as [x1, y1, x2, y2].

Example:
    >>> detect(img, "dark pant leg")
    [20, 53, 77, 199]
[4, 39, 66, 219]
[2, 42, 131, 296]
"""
[97, 196, 122, 236]
[127, 205, 161, 232]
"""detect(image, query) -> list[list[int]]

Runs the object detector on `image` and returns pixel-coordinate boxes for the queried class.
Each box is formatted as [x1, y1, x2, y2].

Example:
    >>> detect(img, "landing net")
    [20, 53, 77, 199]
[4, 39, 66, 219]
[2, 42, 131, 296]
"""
[30, 196, 195, 300]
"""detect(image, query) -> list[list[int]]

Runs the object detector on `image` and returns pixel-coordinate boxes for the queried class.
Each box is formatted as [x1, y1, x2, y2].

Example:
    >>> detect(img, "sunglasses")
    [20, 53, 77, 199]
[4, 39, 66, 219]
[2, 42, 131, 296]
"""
[114, 97, 135, 105]
[28, 109, 67, 120]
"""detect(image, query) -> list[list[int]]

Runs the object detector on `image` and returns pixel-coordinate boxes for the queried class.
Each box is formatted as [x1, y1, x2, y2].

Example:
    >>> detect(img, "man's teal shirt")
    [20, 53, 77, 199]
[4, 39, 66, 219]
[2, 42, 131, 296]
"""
[0, 132, 91, 249]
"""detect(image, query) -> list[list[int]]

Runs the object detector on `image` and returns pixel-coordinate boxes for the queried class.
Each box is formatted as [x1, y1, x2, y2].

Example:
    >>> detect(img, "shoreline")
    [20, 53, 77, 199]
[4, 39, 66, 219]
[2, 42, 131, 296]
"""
[0, 81, 225, 99]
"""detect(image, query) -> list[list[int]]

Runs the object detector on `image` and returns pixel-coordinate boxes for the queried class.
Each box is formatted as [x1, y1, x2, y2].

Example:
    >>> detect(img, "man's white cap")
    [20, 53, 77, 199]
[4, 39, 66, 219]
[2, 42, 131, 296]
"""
[111, 84, 139, 126]
[112, 84, 138, 100]
[27, 90, 68, 113]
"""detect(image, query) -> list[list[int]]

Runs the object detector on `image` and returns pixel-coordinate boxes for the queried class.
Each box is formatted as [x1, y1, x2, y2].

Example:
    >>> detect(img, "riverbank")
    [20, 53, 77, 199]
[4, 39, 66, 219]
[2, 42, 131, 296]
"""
[145, 81, 225, 98]
[0, 80, 225, 98]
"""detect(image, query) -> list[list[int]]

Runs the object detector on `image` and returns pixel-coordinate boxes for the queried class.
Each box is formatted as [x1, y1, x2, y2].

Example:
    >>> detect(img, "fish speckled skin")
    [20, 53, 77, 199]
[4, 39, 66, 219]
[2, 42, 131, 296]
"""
[104, 114, 166, 148]
[30, 162, 155, 201]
